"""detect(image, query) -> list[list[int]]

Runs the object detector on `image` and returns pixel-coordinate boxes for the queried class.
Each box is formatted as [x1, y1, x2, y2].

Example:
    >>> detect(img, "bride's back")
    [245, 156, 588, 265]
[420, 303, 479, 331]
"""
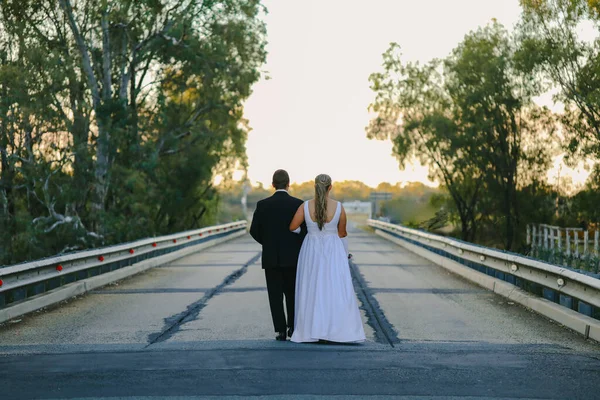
[307, 198, 338, 224]
[304, 198, 340, 236]
[299, 173, 346, 237]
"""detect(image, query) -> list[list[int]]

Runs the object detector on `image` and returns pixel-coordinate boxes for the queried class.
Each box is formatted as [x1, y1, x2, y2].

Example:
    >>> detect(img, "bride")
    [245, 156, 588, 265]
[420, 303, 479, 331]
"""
[288, 174, 366, 343]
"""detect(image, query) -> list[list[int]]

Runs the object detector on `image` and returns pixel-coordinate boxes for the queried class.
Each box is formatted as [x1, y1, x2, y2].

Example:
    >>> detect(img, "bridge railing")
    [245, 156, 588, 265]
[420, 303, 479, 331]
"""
[0, 221, 247, 323]
[368, 219, 600, 340]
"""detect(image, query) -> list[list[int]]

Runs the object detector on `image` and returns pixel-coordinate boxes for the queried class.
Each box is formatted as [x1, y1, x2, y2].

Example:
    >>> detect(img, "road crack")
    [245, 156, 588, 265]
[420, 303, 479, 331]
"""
[146, 252, 262, 346]
[349, 259, 400, 347]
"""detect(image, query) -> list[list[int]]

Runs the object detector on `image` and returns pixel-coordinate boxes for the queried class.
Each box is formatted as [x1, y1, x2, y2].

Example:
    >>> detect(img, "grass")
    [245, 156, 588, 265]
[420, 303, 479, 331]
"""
[532, 247, 600, 274]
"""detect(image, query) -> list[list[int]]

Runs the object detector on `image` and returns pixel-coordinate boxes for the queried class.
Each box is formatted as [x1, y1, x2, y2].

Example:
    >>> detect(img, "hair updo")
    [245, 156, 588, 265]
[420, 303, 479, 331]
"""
[314, 174, 332, 230]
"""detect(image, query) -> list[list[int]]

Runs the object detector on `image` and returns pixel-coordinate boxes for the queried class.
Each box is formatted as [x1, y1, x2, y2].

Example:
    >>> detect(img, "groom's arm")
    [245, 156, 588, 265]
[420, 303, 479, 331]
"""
[299, 221, 308, 240]
[249, 202, 263, 244]
[293, 199, 307, 240]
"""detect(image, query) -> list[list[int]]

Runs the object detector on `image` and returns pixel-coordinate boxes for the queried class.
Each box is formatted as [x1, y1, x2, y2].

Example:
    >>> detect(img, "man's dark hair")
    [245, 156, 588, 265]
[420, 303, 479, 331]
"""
[272, 169, 290, 190]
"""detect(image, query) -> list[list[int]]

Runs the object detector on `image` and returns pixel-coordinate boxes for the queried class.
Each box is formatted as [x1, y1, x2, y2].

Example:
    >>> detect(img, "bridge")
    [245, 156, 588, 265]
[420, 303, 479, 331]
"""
[0, 220, 599, 399]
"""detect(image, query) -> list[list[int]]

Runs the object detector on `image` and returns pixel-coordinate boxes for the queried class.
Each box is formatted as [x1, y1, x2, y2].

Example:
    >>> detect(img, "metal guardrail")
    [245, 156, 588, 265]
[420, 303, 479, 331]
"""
[0, 221, 247, 311]
[368, 219, 600, 321]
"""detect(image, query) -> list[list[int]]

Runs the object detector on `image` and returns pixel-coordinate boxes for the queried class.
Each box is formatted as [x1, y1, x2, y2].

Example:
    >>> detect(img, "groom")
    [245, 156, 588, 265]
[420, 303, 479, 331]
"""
[250, 169, 306, 341]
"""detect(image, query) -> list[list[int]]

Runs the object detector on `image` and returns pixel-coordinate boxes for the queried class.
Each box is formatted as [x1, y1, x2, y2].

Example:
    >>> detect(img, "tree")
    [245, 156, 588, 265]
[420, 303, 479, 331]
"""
[568, 165, 600, 224]
[519, 0, 600, 160]
[445, 22, 555, 249]
[367, 44, 484, 241]
[0, 0, 267, 264]
[367, 23, 555, 249]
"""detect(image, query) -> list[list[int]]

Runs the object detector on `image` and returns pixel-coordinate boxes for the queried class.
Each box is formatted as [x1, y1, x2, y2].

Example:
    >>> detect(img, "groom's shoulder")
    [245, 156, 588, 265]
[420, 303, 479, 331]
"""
[257, 194, 278, 206]
[256, 196, 270, 206]
[289, 196, 304, 206]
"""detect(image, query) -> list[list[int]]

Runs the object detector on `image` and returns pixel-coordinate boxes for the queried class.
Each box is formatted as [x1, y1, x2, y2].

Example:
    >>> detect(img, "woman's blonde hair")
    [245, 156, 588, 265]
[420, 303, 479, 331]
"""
[314, 174, 332, 230]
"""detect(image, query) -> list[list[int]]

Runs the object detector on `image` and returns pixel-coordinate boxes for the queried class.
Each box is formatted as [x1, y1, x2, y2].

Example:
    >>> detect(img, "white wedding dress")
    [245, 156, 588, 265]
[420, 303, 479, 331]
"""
[291, 201, 366, 343]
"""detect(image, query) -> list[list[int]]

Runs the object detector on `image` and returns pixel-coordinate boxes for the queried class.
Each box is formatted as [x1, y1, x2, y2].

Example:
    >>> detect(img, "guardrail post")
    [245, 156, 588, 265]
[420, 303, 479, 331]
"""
[527, 225, 531, 245]
[575, 231, 580, 257]
[544, 227, 549, 250]
[595, 230, 599, 256]
[532, 226, 537, 255]
[566, 229, 571, 256]
[584, 231, 589, 256]
[550, 229, 555, 250]
[557, 228, 562, 252]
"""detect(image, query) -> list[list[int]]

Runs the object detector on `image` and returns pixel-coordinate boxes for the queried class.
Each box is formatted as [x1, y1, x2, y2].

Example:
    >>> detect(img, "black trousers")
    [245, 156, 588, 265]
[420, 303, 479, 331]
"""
[264, 268, 297, 333]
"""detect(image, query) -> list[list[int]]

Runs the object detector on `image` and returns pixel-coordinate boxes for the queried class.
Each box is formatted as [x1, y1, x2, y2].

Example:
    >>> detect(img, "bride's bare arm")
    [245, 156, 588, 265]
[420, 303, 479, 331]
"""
[289, 204, 305, 231]
[338, 205, 348, 238]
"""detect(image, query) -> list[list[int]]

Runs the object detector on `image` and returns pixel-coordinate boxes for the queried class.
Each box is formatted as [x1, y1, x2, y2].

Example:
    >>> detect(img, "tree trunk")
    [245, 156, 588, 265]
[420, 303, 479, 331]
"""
[69, 77, 91, 213]
[0, 82, 16, 262]
[504, 175, 515, 251]
[60, 0, 112, 234]
[0, 134, 16, 262]
[129, 56, 139, 155]
[92, 115, 110, 232]
[458, 207, 472, 242]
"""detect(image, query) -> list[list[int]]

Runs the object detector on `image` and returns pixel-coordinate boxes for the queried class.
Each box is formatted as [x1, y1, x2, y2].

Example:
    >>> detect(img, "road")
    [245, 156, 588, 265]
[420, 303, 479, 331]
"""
[1, 230, 599, 399]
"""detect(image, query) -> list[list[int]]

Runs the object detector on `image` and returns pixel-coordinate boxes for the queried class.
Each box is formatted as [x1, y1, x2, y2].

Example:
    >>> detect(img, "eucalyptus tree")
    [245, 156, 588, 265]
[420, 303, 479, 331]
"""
[0, 0, 267, 263]
[367, 23, 554, 249]
[445, 22, 554, 249]
[367, 44, 484, 241]
[519, 0, 600, 160]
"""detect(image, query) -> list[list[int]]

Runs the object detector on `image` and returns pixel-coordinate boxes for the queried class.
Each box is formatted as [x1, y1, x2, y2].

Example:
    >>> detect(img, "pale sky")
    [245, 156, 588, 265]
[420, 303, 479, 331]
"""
[241, 0, 589, 187]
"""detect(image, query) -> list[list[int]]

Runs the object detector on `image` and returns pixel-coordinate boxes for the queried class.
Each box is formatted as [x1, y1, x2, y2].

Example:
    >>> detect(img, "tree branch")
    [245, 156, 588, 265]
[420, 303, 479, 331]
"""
[59, 0, 101, 109]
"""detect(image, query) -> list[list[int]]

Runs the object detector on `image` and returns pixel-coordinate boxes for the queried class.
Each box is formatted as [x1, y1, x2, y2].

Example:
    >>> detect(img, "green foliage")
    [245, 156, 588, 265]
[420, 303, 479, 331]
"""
[519, 0, 600, 160]
[533, 246, 600, 274]
[366, 3, 600, 253]
[377, 182, 441, 227]
[367, 23, 555, 249]
[446, 22, 555, 249]
[367, 44, 484, 242]
[0, 0, 267, 265]
[556, 165, 600, 225]
[217, 180, 444, 228]
[290, 180, 374, 202]
[380, 197, 438, 227]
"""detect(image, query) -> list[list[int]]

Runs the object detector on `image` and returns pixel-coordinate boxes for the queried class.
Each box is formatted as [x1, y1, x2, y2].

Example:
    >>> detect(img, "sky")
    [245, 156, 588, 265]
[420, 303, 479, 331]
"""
[241, 0, 590, 188]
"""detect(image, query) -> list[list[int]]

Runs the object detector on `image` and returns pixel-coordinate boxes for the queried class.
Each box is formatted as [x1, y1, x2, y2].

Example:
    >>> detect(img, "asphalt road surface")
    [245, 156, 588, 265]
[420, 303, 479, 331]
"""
[1, 230, 599, 399]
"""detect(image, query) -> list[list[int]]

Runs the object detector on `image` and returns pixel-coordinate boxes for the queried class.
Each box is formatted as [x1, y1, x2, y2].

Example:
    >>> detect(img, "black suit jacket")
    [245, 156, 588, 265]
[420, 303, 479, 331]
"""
[250, 191, 306, 269]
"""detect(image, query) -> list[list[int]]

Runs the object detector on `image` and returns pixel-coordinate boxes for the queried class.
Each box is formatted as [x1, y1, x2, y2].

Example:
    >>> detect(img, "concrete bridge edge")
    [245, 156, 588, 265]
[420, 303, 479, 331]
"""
[0, 230, 247, 325]
[375, 229, 600, 343]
